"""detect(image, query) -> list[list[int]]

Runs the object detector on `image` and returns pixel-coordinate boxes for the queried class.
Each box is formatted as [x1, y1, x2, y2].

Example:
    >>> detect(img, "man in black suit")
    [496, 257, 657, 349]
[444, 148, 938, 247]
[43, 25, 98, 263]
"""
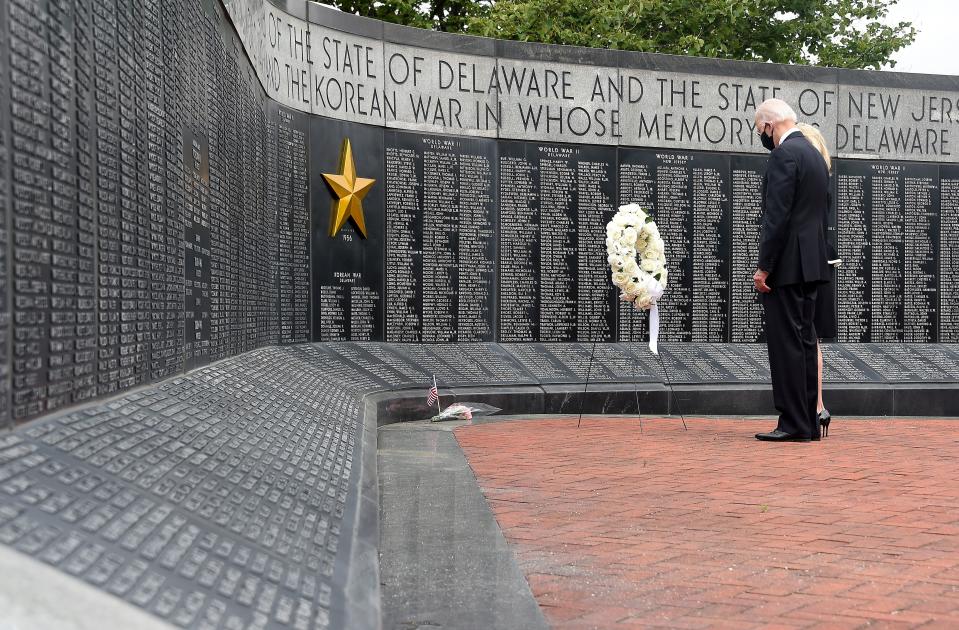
[753, 99, 831, 442]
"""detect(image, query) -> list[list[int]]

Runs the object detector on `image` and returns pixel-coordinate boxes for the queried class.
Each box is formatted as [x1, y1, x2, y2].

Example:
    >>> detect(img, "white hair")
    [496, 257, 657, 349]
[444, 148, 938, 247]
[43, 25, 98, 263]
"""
[755, 98, 798, 125]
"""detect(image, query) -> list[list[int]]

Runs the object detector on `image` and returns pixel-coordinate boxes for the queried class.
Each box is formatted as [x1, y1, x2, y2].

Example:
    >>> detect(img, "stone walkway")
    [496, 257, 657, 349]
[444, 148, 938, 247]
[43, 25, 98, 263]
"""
[455, 417, 959, 629]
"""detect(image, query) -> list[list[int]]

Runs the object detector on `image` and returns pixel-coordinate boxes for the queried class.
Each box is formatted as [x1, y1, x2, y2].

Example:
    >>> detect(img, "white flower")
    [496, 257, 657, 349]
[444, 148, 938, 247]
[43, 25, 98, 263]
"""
[606, 208, 667, 311]
[641, 258, 661, 273]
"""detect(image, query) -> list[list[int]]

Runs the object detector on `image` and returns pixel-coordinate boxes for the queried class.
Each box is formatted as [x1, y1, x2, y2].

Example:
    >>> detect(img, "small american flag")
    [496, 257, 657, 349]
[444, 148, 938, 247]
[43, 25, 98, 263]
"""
[427, 382, 439, 406]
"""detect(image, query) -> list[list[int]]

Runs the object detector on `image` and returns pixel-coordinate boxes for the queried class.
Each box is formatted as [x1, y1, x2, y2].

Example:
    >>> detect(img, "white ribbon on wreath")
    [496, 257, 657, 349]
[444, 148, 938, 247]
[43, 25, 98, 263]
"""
[605, 203, 668, 354]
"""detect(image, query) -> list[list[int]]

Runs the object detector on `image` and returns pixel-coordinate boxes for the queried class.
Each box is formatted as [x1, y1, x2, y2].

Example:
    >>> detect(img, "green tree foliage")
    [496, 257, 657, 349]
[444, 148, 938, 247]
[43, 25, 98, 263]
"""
[329, 0, 492, 32]
[329, 0, 915, 71]
[471, 0, 915, 70]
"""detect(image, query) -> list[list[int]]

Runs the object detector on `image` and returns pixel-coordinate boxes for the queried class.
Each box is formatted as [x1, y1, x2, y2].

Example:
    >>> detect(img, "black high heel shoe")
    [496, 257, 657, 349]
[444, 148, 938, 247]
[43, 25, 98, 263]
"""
[818, 410, 832, 438]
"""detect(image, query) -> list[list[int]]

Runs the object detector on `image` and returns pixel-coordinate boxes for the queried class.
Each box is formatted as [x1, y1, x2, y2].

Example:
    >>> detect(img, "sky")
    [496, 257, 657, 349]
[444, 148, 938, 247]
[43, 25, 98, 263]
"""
[882, 0, 957, 75]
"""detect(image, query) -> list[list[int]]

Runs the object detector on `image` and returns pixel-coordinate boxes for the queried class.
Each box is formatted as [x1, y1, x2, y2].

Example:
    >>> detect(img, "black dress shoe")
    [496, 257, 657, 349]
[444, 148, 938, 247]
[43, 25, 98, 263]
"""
[755, 430, 812, 442]
[818, 410, 832, 438]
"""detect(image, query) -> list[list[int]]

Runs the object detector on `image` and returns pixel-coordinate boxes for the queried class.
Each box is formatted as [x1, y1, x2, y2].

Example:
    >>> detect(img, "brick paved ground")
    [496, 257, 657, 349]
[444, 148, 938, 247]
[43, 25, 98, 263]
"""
[455, 417, 959, 629]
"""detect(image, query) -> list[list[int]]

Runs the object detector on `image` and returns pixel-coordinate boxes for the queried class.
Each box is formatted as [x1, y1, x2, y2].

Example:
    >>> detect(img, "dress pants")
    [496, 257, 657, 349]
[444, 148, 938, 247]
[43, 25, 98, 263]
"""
[763, 282, 820, 439]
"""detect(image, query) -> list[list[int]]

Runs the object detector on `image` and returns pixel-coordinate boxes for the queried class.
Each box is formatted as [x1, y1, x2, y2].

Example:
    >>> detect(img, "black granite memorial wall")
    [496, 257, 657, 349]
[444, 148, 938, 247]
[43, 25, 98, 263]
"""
[5, 4, 959, 627]
[0, 0, 312, 426]
[5, 0, 959, 432]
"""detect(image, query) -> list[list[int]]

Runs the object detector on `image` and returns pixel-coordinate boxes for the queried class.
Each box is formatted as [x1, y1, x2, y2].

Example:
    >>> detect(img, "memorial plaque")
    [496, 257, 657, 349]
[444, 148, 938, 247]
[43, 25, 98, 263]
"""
[498, 141, 616, 342]
[384, 131, 497, 342]
[618, 149, 731, 342]
[207, 22, 240, 363]
[940, 165, 959, 342]
[95, 0, 123, 395]
[699, 344, 769, 382]
[137, 0, 180, 382]
[311, 116, 386, 341]
[835, 161, 871, 342]
[320, 343, 425, 388]
[156, 0, 187, 381]
[291, 344, 389, 393]
[836, 160, 939, 343]
[729, 155, 767, 343]
[245, 87, 279, 352]
[0, 4, 9, 426]
[9, 0, 95, 422]
[275, 105, 311, 343]
[183, 127, 212, 369]
[615, 150, 654, 342]
[118, 1, 152, 390]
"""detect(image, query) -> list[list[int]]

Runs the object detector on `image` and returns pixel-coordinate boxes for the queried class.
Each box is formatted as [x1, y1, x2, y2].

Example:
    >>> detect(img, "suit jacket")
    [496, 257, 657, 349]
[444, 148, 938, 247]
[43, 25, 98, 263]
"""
[758, 131, 831, 286]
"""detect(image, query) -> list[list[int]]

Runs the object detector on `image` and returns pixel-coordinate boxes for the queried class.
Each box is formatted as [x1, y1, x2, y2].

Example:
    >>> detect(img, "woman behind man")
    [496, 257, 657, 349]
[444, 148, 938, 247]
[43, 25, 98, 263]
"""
[796, 122, 837, 436]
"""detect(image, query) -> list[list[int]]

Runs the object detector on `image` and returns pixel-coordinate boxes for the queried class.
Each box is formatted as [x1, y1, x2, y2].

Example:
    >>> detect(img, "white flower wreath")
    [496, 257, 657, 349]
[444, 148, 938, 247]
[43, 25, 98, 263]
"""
[606, 203, 668, 352]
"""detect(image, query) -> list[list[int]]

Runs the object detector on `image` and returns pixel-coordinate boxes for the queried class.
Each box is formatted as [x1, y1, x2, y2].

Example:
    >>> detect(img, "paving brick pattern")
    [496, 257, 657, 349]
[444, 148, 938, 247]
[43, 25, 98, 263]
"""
[456, 417, 959, 628]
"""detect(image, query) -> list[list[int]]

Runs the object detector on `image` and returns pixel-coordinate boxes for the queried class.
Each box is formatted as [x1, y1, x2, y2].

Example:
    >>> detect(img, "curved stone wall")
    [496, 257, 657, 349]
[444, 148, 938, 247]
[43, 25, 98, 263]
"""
[3, 0, 959, 426]
[226, 0, 959, 348]
[0, 0, 311, 425]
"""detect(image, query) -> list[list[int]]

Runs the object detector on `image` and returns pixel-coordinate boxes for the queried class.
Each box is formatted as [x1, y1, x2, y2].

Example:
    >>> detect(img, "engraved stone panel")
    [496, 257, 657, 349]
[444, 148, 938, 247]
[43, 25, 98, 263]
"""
[384, 131, 496, 342]
[495, 59, 621, 146]
[384, 43, 498, 138]
[729, 154, 767, 343]
[183, 127, 212, 369]
[617, 69, 835, 155]
[311, 117, 385, 341]
[836, 86, 958, 163]
[617, 148, 731, 342]
[836, 160, 939, 343]
[0, 0, 9, 427]
[274, 105, 311, 344]
[939, 165, 959, 342]
[224, 0, 387, 125]
[156, 0, 187, 381]
[498, 141, 616, 341]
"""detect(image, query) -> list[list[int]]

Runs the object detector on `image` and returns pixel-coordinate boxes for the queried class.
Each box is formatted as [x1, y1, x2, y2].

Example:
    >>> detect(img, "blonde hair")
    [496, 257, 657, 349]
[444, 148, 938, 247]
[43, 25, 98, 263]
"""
[797, 122, 831, 172]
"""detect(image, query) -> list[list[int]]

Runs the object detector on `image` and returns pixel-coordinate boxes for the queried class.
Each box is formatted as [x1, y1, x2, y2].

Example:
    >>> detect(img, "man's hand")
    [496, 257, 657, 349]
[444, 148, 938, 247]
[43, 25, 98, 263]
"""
[753, 269, 772, 293]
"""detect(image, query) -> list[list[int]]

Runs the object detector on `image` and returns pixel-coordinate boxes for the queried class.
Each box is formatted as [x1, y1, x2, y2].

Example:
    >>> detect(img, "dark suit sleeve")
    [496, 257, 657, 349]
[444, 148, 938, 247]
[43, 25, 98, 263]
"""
[758, 148, 798, 274]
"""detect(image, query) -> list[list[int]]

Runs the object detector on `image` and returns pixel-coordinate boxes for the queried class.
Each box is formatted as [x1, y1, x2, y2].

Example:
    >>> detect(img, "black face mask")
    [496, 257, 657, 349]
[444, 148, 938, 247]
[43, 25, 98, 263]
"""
[760, 125, 775, 151]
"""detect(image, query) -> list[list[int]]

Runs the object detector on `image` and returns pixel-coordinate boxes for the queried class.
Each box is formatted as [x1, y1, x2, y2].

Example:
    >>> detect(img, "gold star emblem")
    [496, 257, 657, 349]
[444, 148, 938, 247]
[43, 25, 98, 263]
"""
[322, 138, 375, 238]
